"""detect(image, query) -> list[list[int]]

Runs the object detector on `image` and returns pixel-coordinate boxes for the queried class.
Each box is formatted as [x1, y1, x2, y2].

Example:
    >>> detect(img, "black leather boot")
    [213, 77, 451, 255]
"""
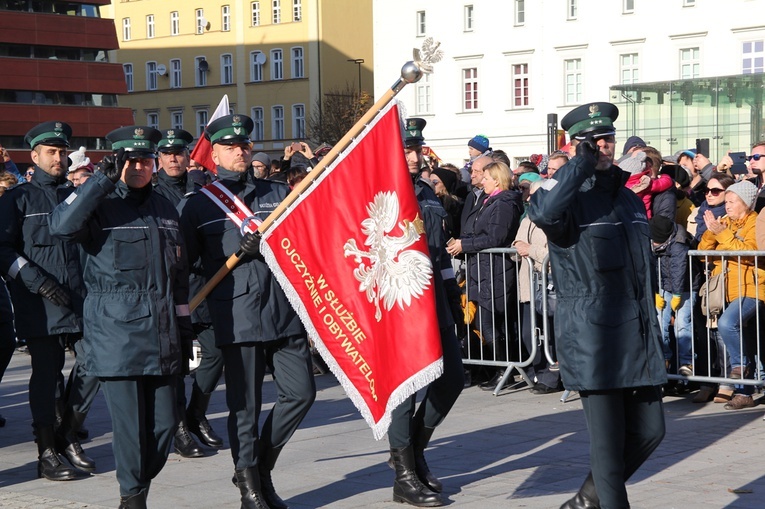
[235, 467, 270, 509]
[412, 423, 442, 493]
[259, 445, 288, 509]
[58, 410, 96, 472]
[36, 425, 79, 481]
[174, 420, 204, 458]
[560, 473, 600, 509]
[118, 489, 148, 509]
[390, 445, 442, 507]
[186, 385, 223, 448]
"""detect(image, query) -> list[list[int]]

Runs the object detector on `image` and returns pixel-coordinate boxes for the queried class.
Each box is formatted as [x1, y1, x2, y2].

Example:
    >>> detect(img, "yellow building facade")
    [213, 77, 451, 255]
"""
[101, 0, 372, 158]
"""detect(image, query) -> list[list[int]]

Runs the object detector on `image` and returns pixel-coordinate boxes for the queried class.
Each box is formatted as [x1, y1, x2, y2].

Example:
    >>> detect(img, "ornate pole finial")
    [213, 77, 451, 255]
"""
[394, 37, 444, 92]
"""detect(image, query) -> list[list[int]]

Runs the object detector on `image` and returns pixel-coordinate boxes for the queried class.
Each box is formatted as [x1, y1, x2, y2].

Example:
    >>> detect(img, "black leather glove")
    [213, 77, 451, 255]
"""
[239, 231, 262, 257]
[38, 277, 71, 307]
[576, 135, 600, 168]
[99, 148, 127, 183]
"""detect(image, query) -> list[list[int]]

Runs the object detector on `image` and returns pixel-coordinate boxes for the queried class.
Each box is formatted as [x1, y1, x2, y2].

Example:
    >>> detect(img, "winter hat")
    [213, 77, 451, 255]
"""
[468, 135, 490, 153]
[517, 172, 542, 184]
[727, 180, 758, 210]
[67, 146, 93, 172]
[621, 136, 646, 156]
[252, 152, 271, 168]
[433, 167, 458, 194]
[615, 150, 647, 175]
[649, 215, 675, 244]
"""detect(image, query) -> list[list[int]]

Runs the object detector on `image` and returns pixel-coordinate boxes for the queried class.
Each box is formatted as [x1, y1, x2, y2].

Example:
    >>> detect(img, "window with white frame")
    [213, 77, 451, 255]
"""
[291, 47, 304, 78]
[743, 40, 764, 74]
[415, 73, 432, 115]
[292, 104, 305, 138]
[196, 109, 208, 137]
[195, 56, 207, 86]
[146, 61, 158, 91]
[567, 0, 577, 19]
[251, 51, 264, 81]
[271, 49, 283, 80]
[171, 111, 184, 130]
[251, 2, 260, 25]
[123, 63, 133, 92]
[251, 107, 265, 141]
[462, 67, 478, 111]
[196, 8, 205, 34]
[122, 18, 131, 41]
[515, 0, 524, 25]
[146, 15, 155, 38]
[564, 58, 582, 104]
[293, 0, 301, 21]
[512, 63, 529, 107]
[623, 0, 634, 13]
[170, 11, 179, 36]
[170, 59, 182, 88]
[620, 53, 639, 84]
[147, 112, 159, 129]
[680, 47, 700, 79]
[222, 5, 231, 31]
[416, 11, 426, 36]
[273, 0, 281, 24]
[272, 105, 284, 140]
[464, 5, 473, 31]
[221, 54, 234, 85]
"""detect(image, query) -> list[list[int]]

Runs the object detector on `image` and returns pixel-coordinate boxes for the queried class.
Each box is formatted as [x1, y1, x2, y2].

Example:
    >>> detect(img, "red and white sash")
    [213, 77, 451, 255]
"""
[200, 181, 262, 234]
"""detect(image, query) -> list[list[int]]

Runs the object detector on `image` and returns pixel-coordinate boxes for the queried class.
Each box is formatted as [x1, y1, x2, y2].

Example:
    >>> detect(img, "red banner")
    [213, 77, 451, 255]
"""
[261, 102, 443, 439]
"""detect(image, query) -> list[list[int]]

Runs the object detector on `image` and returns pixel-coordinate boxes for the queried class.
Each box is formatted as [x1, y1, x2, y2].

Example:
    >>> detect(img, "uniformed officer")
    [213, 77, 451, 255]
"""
[154, 128, 225, 458]
[0, 121, 92, 480]
[178, 114, 316, 509]
[49, 126, 194, 509]
[386, 118, 465, 507]
[528, 103, 666, 509]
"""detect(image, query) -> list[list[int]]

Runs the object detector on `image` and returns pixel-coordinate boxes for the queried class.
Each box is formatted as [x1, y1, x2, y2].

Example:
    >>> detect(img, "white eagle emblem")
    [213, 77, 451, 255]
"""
[343, 191, 433, 322]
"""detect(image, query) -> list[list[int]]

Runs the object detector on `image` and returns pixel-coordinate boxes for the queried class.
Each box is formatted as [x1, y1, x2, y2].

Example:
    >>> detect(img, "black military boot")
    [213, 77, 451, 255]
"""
[186, 385, 223, 448]
[235, 467, 270, 509]
[560, 472, 600, 509]
[118, 489, 148, 509]
[390, 445, 442, 507]
[36, 425, 79, 481]
[58, 410, 96, 472]
[174, 420, 205, 458]
[412, 423, 442, 493]
[259, 445, 288, 509]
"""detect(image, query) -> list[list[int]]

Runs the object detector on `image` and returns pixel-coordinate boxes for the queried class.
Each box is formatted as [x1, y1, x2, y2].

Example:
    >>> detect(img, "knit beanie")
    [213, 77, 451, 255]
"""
[727, 180, 757, 210]
[468, 135, 490, 153]
[432, 167, 458, 194]
[252, 152, 271, 167]
[649, 215, 675, 244]
[67, 146, 93, 172]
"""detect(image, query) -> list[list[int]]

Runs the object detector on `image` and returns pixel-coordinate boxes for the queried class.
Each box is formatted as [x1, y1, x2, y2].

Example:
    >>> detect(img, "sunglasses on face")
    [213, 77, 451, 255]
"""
[705, 187, 725, 196]
[748, 154, 763, 162]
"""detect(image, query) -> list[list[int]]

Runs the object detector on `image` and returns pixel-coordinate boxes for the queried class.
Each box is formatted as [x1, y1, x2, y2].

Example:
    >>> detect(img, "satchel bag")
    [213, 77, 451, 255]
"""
[700, 262, 726, 318]
[533, 270, 557, 317]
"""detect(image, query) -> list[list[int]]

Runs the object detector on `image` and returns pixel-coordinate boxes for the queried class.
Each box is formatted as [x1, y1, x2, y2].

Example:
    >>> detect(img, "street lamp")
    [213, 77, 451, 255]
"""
[347, 58, 365, 94]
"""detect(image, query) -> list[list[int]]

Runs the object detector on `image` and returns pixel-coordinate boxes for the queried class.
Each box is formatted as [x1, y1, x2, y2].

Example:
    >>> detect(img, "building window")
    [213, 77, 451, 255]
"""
[122, 18, 131, 41]
[292, 104, 306, 138]
[567, 0, 577, 19]
[251, 107, 264, 141]
[291, 47, 304, 78]
[272, 105, 284, 140]
[273, 0, 281, 24]
[515, 0, 524, 25]
[147, 112, 159, 129]
[293, 0, 301, 21]
[564, 58, 582, 104]
[250, 51, 264, 81]
[743, 40, 764, 74]
[680, 47, 700, 79]
[196, 109, 208, 137]
[146, 61, 158, 91]
[171, 111, 184, 130]
[196, 56, 208, 87]
[620, 53, 639, 84]
[221, 5, 231, 31]
[271, 49, 283, 80]
[196, 8, 205, 34]
[512, 63, 529, 107]
[623, 0, 634, 13]
[251, 2, 260, 25]
[462, 67, 478, 111]
[416, 11, 426, 36]
[171, 11, 179, 36]
[415, 73, 432, 115]
[221, 54, 234, 85]
[146, 14, 155, 39]
[170, 59, 182, 88]
[464, 5, 473, 31]
[123, 63, 133, 92]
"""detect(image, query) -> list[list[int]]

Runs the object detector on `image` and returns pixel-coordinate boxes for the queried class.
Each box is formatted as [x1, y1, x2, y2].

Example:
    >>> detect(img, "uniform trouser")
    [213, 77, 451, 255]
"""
[579, 386, 665, 509]
[101, 376, 177, 497]
[26, 335, 66, 429]
[388, 327, 464, 448]
[175, 324, 224, 411]
[222, 334, 316, 470]
[64, 339, 100, 415]
[0, 321, 15, 383]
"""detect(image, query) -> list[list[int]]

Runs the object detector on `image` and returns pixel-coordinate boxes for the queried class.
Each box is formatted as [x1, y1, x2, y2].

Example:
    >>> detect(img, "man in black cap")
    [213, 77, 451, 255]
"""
[178, 114, 315, 509]
[0, 121, 93, 481]
[154, 128, 225, 458]
[528, 103, 666, 509]
[384, 118, 464, 507]
[50, 125, 195, 508]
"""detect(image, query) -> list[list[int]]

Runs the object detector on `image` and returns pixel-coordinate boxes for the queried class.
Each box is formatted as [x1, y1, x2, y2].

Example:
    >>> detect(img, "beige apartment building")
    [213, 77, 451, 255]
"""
[101, 0, 372, 158]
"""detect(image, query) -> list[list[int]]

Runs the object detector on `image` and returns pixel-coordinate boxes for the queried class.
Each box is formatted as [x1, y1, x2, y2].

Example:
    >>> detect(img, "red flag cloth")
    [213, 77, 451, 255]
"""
[190, 94, 230, 174]
[261, 101, 443, 439]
